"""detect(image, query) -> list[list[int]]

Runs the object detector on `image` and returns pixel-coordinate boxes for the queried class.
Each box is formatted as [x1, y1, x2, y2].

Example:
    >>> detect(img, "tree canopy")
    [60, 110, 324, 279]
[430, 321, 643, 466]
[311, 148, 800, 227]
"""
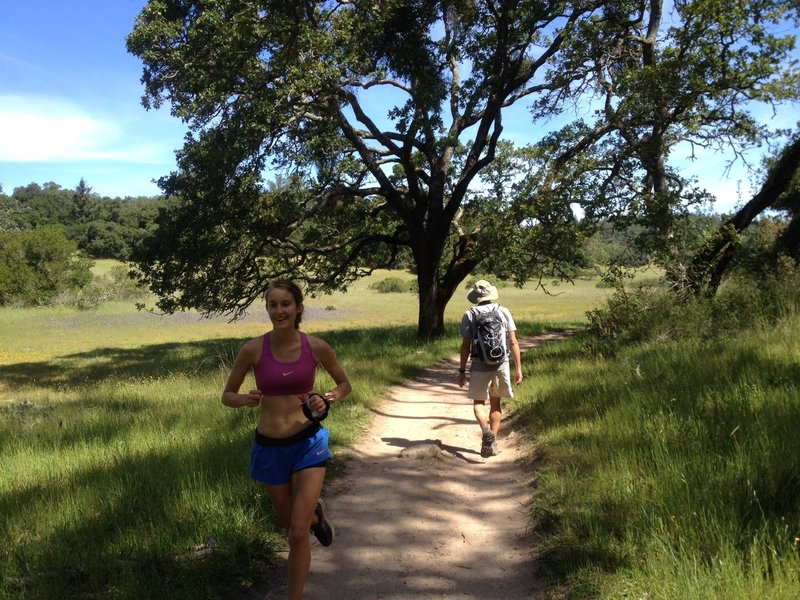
[0, 180, 165, 261]
[127, 0, 799, 338]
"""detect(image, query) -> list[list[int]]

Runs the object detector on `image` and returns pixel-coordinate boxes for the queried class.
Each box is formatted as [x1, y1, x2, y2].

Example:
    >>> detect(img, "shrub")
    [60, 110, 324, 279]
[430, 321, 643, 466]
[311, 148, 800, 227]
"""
[586, 254, 800, 355]
[0, 226, 92, 306]
[369, 277, 417, 293]
[715, 254, 800, 329]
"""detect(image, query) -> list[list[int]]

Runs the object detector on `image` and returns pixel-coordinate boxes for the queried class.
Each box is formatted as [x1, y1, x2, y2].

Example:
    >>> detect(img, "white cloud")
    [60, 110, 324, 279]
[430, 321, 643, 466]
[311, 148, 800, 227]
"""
[0, 94, 160, 163]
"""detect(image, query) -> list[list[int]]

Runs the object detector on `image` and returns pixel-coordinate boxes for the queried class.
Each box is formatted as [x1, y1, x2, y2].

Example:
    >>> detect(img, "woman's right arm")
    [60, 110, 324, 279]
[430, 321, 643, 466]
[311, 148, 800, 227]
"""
[221, 341, 263, 408]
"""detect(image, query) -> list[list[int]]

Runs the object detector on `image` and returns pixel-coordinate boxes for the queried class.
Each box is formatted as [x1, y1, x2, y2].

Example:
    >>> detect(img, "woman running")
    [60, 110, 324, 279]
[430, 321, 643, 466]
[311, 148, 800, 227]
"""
[222, 279, 351, 599]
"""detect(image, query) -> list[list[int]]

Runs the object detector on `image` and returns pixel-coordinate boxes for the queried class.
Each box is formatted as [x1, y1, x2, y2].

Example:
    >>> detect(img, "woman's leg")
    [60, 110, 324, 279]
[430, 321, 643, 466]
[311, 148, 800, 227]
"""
[268, 466, 325, 600]
[263, 482, 293, 529]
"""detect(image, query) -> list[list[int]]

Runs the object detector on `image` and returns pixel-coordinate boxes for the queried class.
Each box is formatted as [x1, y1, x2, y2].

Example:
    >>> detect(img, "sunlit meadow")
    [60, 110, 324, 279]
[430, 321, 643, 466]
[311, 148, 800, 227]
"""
[3, 266, 796, 599]
[0, 269, 598, 599]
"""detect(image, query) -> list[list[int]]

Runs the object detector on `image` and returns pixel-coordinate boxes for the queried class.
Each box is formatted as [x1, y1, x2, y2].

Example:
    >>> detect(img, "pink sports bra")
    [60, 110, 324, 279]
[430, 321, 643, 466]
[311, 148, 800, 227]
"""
[254, 332, 317, 396]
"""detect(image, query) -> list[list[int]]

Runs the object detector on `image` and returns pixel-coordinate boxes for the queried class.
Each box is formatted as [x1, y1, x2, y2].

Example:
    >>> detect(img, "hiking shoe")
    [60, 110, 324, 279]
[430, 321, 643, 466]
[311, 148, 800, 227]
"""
[311, 498, 334, 547]
[480, 429, 496, 458]
[489, 440, 500, 456]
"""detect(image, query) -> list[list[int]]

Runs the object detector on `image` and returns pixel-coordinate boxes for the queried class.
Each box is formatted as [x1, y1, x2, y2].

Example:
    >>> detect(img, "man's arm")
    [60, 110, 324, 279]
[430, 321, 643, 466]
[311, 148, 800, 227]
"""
[457, 336, 471, 387]
[507, 331, 523, 384]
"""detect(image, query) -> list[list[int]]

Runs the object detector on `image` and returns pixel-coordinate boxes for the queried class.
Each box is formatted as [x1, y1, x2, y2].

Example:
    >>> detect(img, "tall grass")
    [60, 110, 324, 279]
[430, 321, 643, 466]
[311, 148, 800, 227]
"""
[11, 262, 792, 599]
[0, 271, 588, 599]
[517, 263, 800, 599]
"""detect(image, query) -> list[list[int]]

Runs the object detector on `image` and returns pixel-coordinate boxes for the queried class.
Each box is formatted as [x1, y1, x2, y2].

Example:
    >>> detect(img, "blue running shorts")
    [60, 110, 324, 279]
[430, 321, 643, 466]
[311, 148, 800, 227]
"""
[250, 424, 331, 485]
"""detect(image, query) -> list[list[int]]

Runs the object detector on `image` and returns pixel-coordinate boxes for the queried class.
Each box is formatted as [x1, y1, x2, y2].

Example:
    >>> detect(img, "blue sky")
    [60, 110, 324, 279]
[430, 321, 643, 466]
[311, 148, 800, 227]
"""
[0, 1, 186, 199]
[1, 2, 797, 211]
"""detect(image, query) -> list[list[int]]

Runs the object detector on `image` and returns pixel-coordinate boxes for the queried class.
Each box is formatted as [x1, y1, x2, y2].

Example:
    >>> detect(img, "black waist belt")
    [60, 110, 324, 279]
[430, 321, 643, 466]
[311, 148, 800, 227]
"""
[254, 423, 321, 447]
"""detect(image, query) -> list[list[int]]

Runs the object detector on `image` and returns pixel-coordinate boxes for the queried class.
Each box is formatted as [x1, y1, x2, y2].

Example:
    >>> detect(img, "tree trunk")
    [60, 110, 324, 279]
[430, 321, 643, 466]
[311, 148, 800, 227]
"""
[417, 281, 446, 339]
[415, 252, 449, 339]
[415, 257, 463, 340]
[413, 227, 476, 339]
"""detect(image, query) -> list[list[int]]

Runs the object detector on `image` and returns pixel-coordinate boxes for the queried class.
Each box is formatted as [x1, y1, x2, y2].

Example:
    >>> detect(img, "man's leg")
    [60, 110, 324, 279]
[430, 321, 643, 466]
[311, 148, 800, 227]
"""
[469, 372, 495, 457]
[484, 367, 511, 455]
[470, 370, 491, 433]
[473, 399, 489, 431]
[486, 396, 502, 455]
[473, 400, 497, 458]
[488, 396, 502, 436]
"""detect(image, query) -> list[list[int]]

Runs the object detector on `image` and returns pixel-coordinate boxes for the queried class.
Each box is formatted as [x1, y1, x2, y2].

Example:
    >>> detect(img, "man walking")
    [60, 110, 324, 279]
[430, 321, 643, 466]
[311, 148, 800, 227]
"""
[457, 280, 523, 458]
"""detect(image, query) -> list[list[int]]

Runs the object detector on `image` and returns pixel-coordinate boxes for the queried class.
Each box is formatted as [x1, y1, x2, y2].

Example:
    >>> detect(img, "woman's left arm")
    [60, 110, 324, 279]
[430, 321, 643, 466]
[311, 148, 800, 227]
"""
[310, 336, 352, 402]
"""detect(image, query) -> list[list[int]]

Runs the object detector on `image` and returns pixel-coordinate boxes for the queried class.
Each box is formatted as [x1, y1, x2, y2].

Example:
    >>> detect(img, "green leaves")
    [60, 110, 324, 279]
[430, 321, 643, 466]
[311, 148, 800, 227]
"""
[126, 1, 800, 334]
[0, 226, 93, 306]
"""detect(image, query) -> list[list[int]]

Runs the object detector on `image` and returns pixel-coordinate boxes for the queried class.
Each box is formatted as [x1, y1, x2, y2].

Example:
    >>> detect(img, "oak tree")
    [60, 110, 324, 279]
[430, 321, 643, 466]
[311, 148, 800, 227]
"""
[127, 0, 798, 336]
[537, 0, 799, 289]
[127, 0, 602, 337]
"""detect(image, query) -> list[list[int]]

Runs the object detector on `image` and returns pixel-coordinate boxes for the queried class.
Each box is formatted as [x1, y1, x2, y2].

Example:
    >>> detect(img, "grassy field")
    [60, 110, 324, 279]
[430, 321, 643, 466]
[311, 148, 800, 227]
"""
[523, 314, 800, 599]
[0, 271, 600, 599]
[2, 268, 797, 599]
[0, 267, 600, 367]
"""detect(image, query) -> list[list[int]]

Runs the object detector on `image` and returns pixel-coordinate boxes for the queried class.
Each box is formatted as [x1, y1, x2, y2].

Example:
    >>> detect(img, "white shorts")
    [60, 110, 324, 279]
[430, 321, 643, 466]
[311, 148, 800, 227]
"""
[467, 364, 514, 401]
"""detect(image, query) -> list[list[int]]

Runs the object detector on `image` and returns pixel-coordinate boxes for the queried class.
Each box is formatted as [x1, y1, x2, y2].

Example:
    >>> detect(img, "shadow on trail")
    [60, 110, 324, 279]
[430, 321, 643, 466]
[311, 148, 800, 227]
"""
[369, 405, 474, 424]
[304, 434, 542, 598]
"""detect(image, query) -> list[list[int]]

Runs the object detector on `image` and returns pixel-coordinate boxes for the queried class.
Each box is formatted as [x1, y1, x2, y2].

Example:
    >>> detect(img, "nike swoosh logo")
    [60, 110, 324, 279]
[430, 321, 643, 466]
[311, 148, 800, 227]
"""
[316, 450, 326, 456]
[282, 371, 294, 376]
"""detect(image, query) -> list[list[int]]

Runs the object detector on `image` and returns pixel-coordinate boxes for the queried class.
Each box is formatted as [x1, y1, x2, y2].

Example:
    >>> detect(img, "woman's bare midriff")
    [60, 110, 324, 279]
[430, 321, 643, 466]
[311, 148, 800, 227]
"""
[257, 393, 314, 438]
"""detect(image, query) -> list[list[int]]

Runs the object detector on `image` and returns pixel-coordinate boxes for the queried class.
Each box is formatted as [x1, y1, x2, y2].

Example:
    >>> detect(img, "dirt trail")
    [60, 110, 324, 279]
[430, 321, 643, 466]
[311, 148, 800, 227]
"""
[244, 332, 574, 599]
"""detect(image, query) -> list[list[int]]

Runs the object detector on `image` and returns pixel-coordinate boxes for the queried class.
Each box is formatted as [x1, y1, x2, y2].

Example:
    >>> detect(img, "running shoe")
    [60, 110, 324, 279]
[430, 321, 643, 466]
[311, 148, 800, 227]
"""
[480, 429, 496, 458]
[311, 498, 335, 547]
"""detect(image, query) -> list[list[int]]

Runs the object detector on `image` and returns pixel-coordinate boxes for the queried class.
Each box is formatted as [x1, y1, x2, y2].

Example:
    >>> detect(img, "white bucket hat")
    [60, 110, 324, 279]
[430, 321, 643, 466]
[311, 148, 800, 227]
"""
[467, 279, 499, 304]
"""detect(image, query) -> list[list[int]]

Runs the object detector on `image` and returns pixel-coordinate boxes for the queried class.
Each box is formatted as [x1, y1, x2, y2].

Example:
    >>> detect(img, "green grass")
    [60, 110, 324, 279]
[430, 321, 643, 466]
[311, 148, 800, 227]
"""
[6, 267, 795, 599]
[0, 271, 594, 599]
[90, 258, 123, 277]
[517, 312, 800, 599]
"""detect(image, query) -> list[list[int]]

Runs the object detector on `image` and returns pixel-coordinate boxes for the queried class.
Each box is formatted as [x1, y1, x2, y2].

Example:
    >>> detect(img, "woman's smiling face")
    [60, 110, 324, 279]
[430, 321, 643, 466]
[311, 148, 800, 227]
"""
[267, 286, 303, 329]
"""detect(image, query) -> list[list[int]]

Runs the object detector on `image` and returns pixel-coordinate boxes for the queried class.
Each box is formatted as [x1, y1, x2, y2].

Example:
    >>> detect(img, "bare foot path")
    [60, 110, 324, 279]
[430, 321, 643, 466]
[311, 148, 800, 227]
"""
[246, 332, 574, 599]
